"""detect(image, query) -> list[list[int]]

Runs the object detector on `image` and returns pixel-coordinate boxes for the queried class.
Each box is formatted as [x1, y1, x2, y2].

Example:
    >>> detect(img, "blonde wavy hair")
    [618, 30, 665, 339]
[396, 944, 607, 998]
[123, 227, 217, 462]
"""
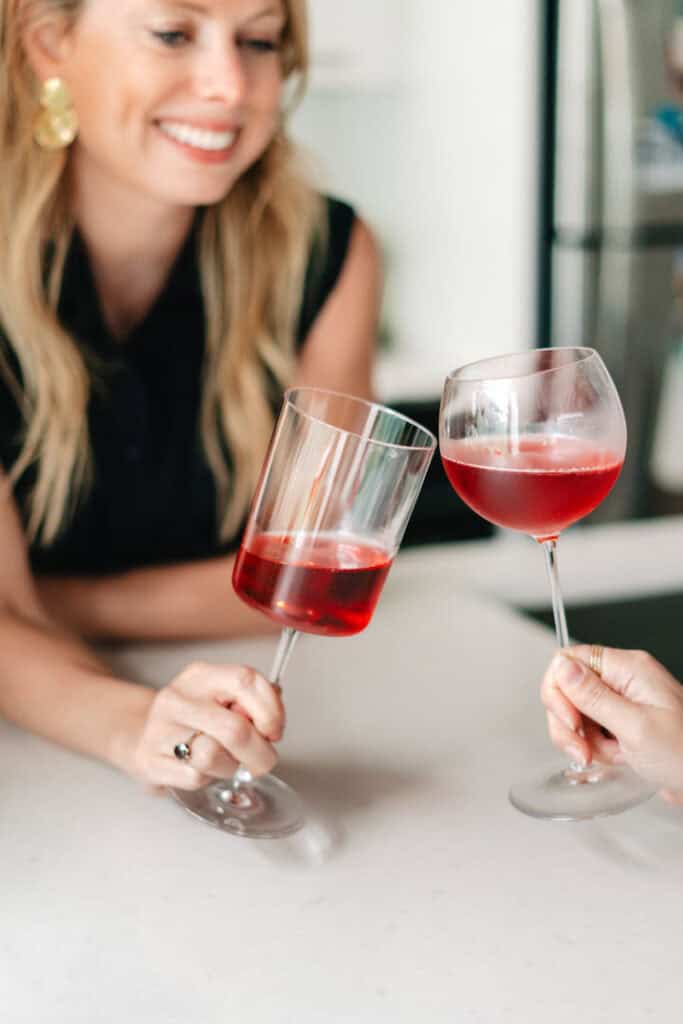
[0, 0, 322, 545]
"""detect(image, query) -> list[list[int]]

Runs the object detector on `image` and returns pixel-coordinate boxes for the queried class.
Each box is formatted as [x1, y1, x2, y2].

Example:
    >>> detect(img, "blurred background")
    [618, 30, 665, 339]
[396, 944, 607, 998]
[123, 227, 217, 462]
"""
[290, 0, 683, 547]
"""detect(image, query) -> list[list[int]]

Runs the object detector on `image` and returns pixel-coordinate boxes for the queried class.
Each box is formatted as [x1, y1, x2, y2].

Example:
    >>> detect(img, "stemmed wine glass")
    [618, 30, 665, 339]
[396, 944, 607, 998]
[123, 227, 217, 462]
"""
[174, 387, 436, 838]
[439, 346, 656, 820]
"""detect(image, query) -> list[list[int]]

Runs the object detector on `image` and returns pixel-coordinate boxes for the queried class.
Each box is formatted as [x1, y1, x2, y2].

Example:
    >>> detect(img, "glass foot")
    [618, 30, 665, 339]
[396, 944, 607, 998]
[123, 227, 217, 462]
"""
[170, 773, 305, 838]
[509, 761, 656, 821]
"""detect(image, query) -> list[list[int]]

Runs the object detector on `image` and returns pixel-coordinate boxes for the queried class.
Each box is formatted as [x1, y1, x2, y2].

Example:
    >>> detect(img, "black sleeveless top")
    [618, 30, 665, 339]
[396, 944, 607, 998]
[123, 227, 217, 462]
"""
[0, 196, 355, 575]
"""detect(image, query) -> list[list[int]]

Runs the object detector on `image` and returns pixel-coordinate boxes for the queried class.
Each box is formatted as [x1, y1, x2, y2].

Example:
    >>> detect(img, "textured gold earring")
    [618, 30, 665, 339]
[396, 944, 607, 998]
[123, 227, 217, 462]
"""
[33, 77, 78, 150]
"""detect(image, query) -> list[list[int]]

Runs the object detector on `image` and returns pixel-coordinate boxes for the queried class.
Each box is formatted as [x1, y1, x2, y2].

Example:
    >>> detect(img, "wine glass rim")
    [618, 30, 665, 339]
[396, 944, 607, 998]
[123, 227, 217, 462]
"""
[445, 346, 599, 384]
[283, 386, 437, 451]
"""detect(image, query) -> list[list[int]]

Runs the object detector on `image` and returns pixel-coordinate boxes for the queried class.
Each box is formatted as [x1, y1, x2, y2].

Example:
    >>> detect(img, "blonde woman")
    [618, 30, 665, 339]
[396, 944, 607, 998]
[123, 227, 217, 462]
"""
[0, 0, 381, 789]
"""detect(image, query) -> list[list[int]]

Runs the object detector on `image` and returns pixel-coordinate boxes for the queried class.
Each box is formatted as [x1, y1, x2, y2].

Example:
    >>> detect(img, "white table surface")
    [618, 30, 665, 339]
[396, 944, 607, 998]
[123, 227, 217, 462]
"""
[2, 519, 683, 1024]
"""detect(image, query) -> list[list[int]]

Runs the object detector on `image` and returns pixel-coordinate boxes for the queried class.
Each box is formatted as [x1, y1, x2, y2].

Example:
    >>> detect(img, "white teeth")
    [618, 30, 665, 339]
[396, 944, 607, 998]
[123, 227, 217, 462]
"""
[158, 121, 236, 151]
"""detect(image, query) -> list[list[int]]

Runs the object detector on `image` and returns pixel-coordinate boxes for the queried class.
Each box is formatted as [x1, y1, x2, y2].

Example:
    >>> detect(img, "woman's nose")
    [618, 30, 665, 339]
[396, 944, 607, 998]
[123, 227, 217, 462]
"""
[196, 43, 247, 106]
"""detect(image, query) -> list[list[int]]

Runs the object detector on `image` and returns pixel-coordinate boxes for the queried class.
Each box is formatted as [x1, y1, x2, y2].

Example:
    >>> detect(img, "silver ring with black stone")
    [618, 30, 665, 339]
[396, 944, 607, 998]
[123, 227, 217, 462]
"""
[173, 731, 201, 761]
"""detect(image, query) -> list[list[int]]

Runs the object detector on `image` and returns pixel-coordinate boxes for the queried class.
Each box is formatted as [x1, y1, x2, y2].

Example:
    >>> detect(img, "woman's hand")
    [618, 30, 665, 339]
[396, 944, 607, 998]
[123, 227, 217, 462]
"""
[128, 661, 285, 790]
[541, 645, 683, 802]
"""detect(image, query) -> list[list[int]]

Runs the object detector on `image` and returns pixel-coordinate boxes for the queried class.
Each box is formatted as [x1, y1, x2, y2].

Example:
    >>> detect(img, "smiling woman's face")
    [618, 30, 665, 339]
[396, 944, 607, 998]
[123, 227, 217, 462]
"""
[31, 0, 288, 209]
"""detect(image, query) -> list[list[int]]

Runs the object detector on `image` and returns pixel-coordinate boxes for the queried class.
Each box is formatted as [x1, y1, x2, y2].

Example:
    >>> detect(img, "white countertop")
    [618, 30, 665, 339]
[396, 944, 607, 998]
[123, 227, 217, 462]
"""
[393, 513, 683, 608]
[2, 517, 683, 1023]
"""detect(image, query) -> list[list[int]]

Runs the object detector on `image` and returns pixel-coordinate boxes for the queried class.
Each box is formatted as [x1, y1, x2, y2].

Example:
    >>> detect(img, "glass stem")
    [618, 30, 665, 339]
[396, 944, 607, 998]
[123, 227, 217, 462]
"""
[541, 538, 591, 774]
[233, 627, 299, 788]
[269, 626, 300, 686]
[541, 538, 569, 649]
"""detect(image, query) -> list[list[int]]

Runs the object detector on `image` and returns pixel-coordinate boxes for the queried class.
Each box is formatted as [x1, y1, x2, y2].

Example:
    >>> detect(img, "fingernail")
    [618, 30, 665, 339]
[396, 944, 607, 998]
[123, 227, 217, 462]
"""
[567, 744, 588, 767]
[557, 710, 577, 732]
[553, 654, 585, 687]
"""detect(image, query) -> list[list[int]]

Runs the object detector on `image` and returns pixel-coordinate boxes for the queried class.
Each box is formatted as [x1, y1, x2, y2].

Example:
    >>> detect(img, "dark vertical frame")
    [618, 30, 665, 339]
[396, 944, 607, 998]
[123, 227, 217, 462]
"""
[536, 0, 560, 347]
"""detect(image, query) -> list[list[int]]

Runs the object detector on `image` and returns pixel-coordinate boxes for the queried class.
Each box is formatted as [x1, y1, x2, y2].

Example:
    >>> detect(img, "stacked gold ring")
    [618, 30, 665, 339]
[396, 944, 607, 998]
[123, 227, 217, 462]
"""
[589, 644, 604, 678]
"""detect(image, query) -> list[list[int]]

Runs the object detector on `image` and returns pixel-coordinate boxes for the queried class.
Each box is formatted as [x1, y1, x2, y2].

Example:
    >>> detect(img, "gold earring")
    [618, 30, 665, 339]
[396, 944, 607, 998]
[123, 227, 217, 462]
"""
[33, 77, 78, 150]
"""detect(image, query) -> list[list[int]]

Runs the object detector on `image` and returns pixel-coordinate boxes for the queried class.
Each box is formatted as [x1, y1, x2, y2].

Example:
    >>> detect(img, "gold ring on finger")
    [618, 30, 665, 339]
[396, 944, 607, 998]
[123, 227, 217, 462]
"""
[589, 644, 604, 679]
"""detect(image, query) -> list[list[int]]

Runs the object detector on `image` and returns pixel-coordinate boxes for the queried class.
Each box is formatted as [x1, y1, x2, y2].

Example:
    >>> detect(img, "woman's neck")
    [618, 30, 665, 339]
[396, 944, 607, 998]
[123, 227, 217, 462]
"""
[69, 161, 196, 340]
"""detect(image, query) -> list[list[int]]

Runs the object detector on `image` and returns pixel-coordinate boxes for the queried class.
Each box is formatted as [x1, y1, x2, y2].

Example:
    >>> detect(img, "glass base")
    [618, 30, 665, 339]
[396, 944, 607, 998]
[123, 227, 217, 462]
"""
[509, 761, 656, 821]
[170, 773, 305, 839]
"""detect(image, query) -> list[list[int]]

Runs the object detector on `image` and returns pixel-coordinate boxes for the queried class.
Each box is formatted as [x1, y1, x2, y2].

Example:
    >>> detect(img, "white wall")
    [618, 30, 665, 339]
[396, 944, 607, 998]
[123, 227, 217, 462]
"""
[291, 0, 540, 399]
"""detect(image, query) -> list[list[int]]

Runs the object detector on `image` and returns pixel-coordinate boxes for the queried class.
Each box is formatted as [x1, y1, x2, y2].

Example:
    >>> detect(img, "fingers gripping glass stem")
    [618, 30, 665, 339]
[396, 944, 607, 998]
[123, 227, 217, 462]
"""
[233, 627, 299, 788]
[542, 539, 587, 774]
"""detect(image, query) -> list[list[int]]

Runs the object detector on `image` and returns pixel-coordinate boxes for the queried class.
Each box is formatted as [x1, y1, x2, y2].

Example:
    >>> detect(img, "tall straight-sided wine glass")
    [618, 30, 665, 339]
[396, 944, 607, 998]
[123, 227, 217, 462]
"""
[174, 387, 435, 838]
[439, 347, 655, 820]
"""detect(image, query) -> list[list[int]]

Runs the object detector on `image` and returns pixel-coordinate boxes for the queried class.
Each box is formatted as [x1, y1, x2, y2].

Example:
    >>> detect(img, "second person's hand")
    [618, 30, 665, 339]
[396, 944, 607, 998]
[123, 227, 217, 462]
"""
[541, 645, 683, 802]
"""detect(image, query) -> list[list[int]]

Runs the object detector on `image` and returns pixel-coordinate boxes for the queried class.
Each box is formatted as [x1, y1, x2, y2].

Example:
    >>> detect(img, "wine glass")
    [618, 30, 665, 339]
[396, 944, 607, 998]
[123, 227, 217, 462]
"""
[174, 387, 436, 838]
[439, 346, 656, 820]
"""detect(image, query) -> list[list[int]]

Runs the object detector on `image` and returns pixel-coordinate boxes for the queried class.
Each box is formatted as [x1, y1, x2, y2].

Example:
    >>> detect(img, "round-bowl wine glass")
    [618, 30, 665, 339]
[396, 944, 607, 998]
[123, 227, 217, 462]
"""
[439, 346, 656, 820]
[173, 387, 436, 837]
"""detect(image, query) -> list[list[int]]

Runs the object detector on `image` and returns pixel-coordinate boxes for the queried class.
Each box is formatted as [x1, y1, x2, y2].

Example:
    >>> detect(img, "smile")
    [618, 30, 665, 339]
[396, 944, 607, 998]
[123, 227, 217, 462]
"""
[157, 120, 237, 152]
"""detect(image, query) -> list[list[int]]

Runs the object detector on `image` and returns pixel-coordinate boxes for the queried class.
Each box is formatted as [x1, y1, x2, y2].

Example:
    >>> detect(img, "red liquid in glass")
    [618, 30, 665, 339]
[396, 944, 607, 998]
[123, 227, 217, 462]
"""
[232, 532, 393, 636]
[441, 435, 623, 539]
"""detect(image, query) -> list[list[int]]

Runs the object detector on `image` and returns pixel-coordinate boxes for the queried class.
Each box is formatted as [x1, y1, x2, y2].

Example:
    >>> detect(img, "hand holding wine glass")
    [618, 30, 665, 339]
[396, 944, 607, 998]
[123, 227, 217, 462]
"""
[542, 645, 683, 803]
[130, 660, 284, 789]
[439, 346, 655, 820]
[173, 387, 435, 837]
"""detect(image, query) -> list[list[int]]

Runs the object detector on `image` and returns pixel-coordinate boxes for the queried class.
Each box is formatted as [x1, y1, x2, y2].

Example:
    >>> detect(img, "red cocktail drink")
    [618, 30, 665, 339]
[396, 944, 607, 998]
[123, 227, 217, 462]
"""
[233, 532, 393, 636]
[441, 435, 623, 539]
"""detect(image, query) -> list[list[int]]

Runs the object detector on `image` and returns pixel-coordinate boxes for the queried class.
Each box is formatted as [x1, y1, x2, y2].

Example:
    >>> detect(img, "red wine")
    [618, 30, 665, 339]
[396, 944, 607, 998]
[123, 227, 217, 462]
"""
[441, 435, 623, 539]
[232, 532, 393, 636]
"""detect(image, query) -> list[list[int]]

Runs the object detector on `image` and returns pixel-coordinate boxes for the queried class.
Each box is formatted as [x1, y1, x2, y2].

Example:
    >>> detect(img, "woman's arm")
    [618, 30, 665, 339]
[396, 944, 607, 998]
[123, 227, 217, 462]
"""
[0, 482, 152, 765]
[293, 216, 382, 399]
[36, 553, 276, 641]
[0, 479, 284, 782]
